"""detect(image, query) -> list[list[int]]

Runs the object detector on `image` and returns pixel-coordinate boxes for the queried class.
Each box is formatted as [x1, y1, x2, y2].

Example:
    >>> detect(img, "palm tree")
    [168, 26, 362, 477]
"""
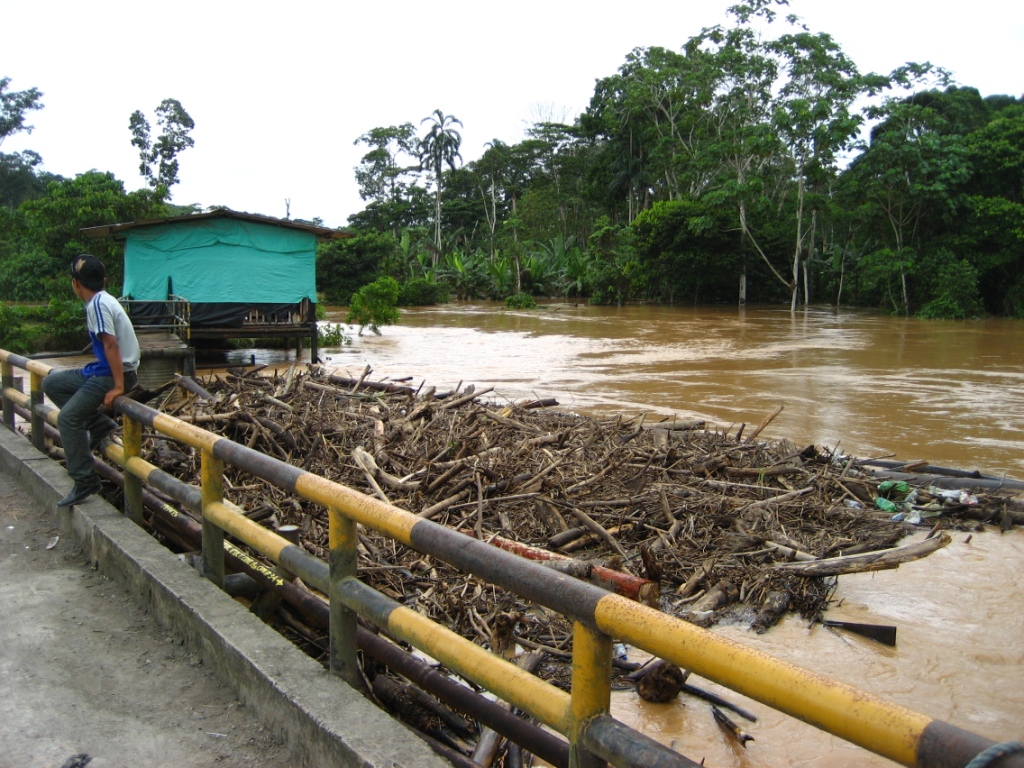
[419, 109, 463, 257]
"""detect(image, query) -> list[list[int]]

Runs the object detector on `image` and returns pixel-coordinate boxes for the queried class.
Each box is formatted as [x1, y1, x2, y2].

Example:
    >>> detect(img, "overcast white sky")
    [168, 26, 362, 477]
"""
[5, 1, 1022, 228]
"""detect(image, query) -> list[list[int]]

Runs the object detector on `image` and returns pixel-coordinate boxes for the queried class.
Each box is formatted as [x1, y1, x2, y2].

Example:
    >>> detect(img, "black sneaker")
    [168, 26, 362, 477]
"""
[57, 481, 103, 507]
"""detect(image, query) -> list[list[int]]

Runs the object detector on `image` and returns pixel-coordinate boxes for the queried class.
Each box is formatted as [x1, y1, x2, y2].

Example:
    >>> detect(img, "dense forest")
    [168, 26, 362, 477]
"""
[2, 2, 1022, 319]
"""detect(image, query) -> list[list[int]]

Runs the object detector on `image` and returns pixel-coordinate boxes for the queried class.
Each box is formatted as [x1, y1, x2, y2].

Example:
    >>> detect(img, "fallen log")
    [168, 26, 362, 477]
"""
[677, 560, 714, 598]
[641, 419, 705, 431]
[747, 404, 783, 441]
[775, 532, 951, 577]
[471, 651, 545, 767]
[352, 446, 422, 491]
[740, 486, 814, 517]
[174, 373, 218, 403]
[859, 458, 1002, 480]
[682, 683, 758, 722]
[862, 468, 1024, 494]
[751, 590, 791, 634]
[565, 506, 630, 560]
[712, 706, 755, 747]
[557, 523, 635, 553]
[686, 580, 738, 614]
[471, 533, 659, 606]
[822, 620, 897, 646]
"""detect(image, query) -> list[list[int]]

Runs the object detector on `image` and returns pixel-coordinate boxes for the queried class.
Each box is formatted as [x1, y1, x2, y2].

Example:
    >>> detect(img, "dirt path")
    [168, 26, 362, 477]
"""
[0, 473, 299, 768]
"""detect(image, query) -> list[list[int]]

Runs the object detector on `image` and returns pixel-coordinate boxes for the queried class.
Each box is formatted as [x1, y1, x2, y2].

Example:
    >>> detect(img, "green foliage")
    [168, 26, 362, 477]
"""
[0, 77, 44, 146]
[317, 322, 351, 347]
[398, 278, 450, 306]
[340, 14, 1024, 317]
[317, 231, 399, 305]
[41, 297, 87, 349]
[587, 218, 641, 305]
[15, 171, 166, 290]
[1004, 278, 1024, 319]
[632, 200, 738, 303]
[129, 98, 195, 191]
[438, 249, 489, 299]
[0, 247, 67, 300]
[0, 302, 31, 354]
[353, 123, 420, 237]
[917, 251, 984, 319]
[504, 292, 536, 309]
[1, 150, 62, 209]
[346, 276, 400, 335]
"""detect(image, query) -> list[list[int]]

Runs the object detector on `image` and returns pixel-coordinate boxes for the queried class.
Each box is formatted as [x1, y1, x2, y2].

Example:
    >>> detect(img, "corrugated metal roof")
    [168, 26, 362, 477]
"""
[80, 208, 350, 240]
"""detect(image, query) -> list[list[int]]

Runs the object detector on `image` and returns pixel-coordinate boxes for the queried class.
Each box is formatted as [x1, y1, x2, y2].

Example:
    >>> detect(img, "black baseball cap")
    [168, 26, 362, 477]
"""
[71, 254, 105, 290]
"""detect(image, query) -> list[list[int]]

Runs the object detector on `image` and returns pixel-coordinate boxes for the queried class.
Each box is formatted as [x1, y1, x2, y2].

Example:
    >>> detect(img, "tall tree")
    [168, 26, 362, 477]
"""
[842, 99, 970, 314]
[353, 123, 419, 237]
[128, 98, 195, 191]
[770, 24, 882, 310]
[418, 109, 463, 254]
[0, 77, 43, 148]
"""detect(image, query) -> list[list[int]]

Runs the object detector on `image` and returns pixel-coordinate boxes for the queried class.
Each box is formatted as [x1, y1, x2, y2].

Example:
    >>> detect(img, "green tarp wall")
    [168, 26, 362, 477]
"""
[122, 219, 317, 303]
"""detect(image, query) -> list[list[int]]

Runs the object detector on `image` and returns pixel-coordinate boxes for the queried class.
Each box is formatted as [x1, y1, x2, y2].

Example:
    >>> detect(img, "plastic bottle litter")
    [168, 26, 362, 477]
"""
[843, 499, 864, 509]
[613, 643, 629, 661]
[959, 491, 979, 506]
[878, 480, 911, 495]
[928, 486, 964, 501]
[874, 497, 899, 513]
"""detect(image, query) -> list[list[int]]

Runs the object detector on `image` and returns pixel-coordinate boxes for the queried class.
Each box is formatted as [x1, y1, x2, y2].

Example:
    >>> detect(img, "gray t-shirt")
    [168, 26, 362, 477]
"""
[82, 291, 141, 377]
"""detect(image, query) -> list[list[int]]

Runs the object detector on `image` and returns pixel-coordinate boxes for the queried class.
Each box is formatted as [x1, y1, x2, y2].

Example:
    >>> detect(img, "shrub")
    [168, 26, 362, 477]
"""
[0, 303, 31, 354]
[399, 278, 450, 306]
[504, 292, 536, 309]
[917, 252, 985, 319]
[42, 298, 88, 350]
[317, 322, 351, 347]
[347, 276, 400, 335]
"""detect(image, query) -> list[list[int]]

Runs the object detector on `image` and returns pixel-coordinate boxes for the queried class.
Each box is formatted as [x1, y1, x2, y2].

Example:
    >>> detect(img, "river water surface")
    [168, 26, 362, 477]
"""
[253, 303, 1023, 765]
[315, 303, 1024, 477]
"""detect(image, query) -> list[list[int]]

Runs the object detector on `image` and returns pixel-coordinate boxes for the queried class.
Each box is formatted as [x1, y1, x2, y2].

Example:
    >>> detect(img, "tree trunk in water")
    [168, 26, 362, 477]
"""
[804, 208, 817, 307]
[790, 174, 805, 312]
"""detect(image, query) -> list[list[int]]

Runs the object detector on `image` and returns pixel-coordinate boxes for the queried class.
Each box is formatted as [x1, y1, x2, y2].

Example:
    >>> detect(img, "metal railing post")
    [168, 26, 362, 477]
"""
[569, 622, 612, 768]
[200, 450, 225, 588]
[122, 414, 144, 524]
[329, 505, 361, 689]
[2, 359, 14, 431]
[29, 371, 45, 452]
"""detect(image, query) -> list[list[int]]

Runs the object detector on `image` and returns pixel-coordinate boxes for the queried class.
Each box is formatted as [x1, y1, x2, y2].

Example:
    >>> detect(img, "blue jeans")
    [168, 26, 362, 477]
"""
[43, 368, 137, 484]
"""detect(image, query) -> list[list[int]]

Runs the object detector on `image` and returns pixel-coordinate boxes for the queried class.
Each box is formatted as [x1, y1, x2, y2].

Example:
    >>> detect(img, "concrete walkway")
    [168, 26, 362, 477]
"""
[0, 426, 445, 768]
[0, 467, 296, 768]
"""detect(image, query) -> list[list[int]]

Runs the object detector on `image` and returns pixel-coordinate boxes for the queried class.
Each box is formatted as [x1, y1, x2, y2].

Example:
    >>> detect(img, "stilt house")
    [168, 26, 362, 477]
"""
[82, 209, 347, 374]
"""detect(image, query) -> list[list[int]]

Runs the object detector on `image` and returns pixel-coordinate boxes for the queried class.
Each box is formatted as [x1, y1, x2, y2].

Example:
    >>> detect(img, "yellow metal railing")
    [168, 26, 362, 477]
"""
[1, 348, 1017, 768]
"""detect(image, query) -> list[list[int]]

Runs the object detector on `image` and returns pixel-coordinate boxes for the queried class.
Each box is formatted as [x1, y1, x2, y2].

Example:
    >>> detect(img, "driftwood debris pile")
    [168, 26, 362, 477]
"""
[144, 365, 1020, 678]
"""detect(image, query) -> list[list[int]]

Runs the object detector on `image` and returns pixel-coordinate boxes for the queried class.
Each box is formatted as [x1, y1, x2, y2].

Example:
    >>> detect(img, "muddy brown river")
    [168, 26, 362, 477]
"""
[242, 302, 1023, 765]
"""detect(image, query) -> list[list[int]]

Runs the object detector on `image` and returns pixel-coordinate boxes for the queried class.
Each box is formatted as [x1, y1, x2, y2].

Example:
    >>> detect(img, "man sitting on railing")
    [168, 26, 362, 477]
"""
[43, 254, 140, 507]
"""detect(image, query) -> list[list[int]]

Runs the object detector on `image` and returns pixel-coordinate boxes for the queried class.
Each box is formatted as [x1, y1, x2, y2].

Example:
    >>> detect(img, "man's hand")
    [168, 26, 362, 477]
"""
[103, 385, 125, 410]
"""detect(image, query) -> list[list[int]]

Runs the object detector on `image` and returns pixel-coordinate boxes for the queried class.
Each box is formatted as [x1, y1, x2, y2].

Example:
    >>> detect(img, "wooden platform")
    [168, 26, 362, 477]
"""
[136, 331, 193, 385]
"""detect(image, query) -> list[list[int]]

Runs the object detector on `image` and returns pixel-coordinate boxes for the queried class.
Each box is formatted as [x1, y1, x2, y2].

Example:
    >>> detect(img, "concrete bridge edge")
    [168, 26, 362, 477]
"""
[0, 426, 448, 768]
